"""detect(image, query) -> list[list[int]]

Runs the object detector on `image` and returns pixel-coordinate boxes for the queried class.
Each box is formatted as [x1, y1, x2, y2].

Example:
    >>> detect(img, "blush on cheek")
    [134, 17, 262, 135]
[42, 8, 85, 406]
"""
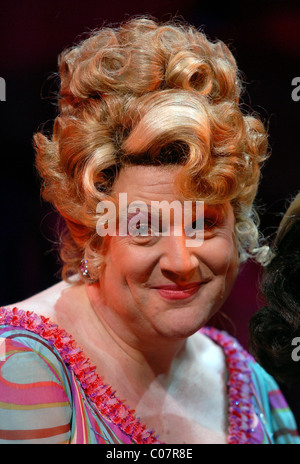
[205, 240, 239, 301]
[203, 239, 236, 273]
[104, 236, 155, 290]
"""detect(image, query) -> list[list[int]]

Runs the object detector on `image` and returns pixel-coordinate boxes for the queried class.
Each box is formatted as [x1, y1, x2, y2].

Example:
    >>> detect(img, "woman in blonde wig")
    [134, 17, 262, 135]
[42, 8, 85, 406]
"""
[0, 16, 298, 444]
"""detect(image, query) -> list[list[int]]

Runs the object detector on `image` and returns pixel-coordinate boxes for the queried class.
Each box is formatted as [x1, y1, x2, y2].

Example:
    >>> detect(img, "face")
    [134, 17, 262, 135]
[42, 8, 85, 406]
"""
[94, 165, 238, 345]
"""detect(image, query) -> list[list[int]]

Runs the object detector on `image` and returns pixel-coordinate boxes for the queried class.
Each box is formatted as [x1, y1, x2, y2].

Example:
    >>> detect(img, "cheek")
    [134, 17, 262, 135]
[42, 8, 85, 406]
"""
[103, 237, 157, 284]
[200, 236, 238, 308]
[200, 235, 238, 278]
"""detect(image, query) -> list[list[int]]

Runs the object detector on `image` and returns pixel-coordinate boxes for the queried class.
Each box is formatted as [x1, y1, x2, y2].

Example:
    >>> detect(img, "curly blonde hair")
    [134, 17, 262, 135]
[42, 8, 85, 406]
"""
[34, 16, 270, 282]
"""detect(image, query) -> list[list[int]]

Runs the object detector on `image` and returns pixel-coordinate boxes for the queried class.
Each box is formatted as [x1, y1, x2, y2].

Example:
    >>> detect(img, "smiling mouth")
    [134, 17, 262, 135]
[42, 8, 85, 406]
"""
[152, 282, 204, 300]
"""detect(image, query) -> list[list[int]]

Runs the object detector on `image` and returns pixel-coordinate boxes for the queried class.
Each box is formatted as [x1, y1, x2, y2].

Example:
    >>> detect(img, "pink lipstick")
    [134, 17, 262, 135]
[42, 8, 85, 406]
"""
[153, 283, 202, 300]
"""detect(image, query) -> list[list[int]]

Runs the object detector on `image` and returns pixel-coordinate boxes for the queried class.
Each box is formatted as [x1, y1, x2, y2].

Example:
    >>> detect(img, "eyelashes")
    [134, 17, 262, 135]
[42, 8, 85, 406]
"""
[126, 213, 166, 240]
[128, 220, 156, 237]
[125, 214, 222, 243]
[183, 215, 220, 238]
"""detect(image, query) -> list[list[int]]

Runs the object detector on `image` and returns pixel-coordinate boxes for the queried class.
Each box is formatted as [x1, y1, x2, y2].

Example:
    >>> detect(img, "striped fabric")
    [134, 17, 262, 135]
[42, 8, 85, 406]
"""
[0, 327, 133, 444]
[0, 307, 299, 444]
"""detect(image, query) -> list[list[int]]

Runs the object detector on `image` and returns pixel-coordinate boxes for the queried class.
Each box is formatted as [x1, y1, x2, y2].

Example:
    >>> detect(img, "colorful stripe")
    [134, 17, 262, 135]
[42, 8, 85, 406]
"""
[0, 423, 70, 440]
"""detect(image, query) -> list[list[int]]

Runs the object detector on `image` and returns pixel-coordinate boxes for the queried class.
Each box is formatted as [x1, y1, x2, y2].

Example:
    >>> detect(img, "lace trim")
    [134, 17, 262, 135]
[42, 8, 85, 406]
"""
[201, 327, 255, 444]
[0, 306, 160, 444]
[0, 307, 255, 444]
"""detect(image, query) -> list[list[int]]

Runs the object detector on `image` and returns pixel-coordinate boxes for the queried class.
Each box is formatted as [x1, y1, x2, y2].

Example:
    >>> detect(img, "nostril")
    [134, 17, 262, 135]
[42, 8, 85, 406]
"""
[160, 247, 199, 276]
[160, 266, 198, 283]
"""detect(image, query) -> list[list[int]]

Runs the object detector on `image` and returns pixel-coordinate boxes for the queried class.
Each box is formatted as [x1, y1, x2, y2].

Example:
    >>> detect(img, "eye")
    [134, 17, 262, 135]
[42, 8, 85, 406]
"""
[128, 221, 153, 236]
[204, 217, 218, 229]
[138, 223, 151, 236]
[127, 218, 162, 246]
[184, 215, 219, 238]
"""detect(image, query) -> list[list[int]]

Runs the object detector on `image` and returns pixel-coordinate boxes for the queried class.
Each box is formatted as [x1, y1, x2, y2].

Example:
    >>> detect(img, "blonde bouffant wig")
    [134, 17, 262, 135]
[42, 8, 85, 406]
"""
[34, 16, 270, 282]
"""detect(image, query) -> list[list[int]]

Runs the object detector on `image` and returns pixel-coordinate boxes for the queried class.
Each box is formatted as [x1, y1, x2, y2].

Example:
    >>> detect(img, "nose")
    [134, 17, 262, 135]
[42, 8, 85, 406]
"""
[159, 234, 199, 282]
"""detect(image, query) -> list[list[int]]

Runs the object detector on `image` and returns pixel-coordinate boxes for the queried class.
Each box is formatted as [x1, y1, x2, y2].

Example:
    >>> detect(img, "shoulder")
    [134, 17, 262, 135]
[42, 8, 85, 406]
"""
[3, 279, 90, 337]
[3, 280, 74, 319]
[0, 308, 72, 392]
[0, 310, 74, 443]
[0, 281, 85, 400]
[200, 326, 300, 444]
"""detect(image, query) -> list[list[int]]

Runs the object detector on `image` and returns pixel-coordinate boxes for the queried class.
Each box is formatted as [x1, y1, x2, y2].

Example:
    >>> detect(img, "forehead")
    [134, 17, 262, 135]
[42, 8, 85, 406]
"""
[112, 165, 181, 199]
[111, 165, 235, 224]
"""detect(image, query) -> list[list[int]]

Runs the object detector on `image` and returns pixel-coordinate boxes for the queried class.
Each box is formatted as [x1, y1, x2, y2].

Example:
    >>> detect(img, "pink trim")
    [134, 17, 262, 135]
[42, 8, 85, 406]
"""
[0, 307, 160, 444]
[201, 327, 255, 444]
[0, 306, 255, 444]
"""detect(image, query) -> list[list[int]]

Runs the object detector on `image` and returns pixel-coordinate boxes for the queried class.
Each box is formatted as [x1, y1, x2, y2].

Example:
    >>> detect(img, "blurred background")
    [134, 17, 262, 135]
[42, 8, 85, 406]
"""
[0, 0, 299, 424]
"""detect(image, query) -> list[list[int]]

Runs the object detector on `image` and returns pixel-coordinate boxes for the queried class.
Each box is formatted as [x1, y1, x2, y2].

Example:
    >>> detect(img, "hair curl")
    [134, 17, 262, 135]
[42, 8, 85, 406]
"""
[34, 16, 269, 282]
[249, 193, 300, 385]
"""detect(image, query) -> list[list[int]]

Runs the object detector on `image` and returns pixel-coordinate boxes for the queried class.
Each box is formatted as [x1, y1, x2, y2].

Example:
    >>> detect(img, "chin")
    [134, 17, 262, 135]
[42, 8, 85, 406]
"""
[152, 306, 213, 340]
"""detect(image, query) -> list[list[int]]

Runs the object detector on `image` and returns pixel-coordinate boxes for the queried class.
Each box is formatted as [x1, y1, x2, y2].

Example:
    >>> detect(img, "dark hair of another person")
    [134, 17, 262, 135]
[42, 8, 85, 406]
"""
[249, 194, 300, 385]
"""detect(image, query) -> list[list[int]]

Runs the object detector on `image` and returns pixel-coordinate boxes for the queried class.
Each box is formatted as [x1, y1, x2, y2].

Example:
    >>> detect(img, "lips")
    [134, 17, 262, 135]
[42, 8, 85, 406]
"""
[152, 282, 203, 300]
